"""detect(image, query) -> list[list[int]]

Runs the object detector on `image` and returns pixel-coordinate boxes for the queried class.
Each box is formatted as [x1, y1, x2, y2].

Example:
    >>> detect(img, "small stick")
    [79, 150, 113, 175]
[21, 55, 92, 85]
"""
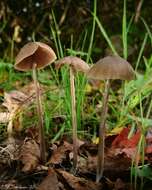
[96, 79, 110, 182]
[32, 64, 46, 163]
[70, 67, 78, 172]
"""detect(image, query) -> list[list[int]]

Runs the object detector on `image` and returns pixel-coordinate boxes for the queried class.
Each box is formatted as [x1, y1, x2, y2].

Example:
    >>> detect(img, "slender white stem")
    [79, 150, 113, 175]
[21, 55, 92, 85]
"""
[70, 67, 78, 172]
[96, 79, 110, 182]
[32, 64, 46, 163]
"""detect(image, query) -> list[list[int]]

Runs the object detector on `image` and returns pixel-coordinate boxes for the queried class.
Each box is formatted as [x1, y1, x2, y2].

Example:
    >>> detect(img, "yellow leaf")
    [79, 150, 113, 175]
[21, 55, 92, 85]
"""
[107, 126, 123, 136]
[85, 84, 92, 93]
[92, 137, 99, 144]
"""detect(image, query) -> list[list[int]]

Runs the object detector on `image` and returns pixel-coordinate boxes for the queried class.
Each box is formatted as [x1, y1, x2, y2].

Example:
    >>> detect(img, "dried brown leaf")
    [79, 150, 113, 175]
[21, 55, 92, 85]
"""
[19, 138, 40, 172]
[37, 168, 59, 190]
[56, 169, 101, 190]
[48, 141, 72, 165]
[0, 137, 20, 164]
[79, 144, 131, 179]
[3, 91, 28, 112]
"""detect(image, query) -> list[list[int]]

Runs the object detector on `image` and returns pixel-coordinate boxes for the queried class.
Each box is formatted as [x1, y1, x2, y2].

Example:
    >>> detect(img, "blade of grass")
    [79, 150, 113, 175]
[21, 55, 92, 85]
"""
[127, 15, 134, 34]
[51, 10, 64, 58]
[94, 15, 118, 55]
[87, 0, 96, 63]
[135, 33, 148, 71]
[140, 17, 152, 46]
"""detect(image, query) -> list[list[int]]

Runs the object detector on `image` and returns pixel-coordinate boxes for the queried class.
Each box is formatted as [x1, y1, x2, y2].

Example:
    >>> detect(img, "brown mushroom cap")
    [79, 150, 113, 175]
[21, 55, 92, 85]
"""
[15, 42, 57, 71]
[55, 56, 90, 73]
[87, 56, 135, 80]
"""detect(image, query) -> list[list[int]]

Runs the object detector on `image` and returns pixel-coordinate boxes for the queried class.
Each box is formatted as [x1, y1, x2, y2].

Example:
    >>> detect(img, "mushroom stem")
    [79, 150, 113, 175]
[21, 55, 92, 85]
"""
[70, 67, 78, 172]
[32, 64, 46, 163]
[96, 79, 110, 182]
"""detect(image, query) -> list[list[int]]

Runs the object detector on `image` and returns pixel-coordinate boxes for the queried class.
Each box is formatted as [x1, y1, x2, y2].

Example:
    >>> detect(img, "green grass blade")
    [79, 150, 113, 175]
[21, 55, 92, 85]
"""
[135, 33, 148, 71]
[51, 10, 64, 58]
[127, 15, 134, 34]
[94, 15, 118, 55]
[86, 0, 97, 63]
[140, 17, 152, 46]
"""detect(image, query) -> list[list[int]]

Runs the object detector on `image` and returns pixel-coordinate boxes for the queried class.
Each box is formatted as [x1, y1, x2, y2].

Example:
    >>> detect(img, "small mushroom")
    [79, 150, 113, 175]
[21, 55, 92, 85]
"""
[87, 55, 135, 182]
[14, 42, 56, 163]
[55, 56, 90, 171]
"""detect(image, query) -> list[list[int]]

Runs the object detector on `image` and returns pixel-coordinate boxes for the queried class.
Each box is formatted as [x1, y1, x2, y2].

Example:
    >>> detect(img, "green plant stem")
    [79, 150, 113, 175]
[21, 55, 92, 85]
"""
[70, 67, 78, 172]
[96, 79, 110, 183]
[32, 64, 46, 164]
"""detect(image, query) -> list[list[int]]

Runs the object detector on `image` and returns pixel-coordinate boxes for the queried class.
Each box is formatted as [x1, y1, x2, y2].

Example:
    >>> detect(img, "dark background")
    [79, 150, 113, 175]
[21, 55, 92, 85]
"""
[0, 0, 152, 66]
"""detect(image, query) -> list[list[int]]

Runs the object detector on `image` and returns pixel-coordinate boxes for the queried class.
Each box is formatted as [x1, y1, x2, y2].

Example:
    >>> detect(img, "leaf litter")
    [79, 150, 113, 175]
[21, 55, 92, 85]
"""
[1, 86, 152, 189]
[0, 128, 150, 189]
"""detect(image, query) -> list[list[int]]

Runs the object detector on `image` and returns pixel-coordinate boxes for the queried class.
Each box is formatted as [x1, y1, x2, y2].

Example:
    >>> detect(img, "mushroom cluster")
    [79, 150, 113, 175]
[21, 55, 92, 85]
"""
[14, 42, 135, 182]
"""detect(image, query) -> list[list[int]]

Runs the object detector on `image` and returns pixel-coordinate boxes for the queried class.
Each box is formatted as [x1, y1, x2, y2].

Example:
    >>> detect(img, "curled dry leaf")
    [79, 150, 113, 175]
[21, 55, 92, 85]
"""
[37, 168, 59, 190]
[19, 138, 40, 172]
[48, 141, 73, 165]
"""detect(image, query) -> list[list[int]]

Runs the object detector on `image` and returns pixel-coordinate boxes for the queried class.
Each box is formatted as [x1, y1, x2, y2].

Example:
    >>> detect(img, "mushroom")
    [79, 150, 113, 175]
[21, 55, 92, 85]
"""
[87, 55, 135, 182]
[55, 56, 90, 171]
[14, 42, 56, 163]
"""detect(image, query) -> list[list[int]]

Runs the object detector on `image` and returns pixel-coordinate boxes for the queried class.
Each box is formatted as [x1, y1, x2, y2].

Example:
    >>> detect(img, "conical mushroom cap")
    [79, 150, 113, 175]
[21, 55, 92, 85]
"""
[55, 56, 90, 73]
[15, 42, 57, 71]
[87, 56, 135, 80]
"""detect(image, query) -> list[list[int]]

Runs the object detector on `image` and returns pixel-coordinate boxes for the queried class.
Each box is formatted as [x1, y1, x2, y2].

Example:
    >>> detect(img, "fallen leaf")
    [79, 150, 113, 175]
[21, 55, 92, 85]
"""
[112, 127, 140, 149]
[56, 169, 101, 190]
[0, 137, 20, 164]
[37, 168, 60, 190]
[48, 141, 72, 165]
[79, 144, 131, 179]
[19, 138, 40, 172]
[107, 126, 124, 136]
[111, 127, 141, 159]
[3, 91, 28, 112]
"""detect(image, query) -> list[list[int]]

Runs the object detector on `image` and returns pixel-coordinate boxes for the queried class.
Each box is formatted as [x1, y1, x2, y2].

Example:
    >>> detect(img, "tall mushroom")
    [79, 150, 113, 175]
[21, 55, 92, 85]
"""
[87, 55, 135, 182]
[14, 42, 56, 163]
[55, 56, 90, 172]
